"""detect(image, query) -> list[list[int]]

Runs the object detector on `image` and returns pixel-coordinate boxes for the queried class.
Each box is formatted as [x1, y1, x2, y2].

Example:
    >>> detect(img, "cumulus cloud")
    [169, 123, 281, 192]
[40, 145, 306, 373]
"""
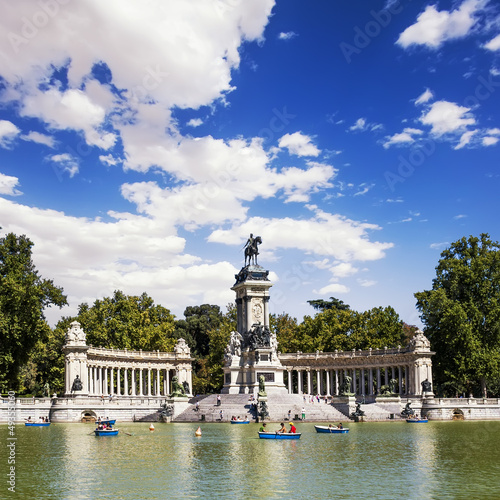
[383, 128, 423, 148]
[45, 153, 80, 178]
[420, 100, 475, 136]
[20, 131, 56, 148]
[0, 173, 22, 196]
[484, 34, 500, 51]
[278, 31, 297, 40]
[314, 283, 350, 295]
[187, 118, 203, 127]
[278, 132, 320, 157]
[397, 0, 486, 49]
[0, 120, 20, 148]
[415, 89, 434, 105]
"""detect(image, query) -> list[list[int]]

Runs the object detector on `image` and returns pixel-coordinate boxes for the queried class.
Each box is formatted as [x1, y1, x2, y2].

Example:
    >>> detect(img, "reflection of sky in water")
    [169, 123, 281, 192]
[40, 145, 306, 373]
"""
[4, 421, 500, 499]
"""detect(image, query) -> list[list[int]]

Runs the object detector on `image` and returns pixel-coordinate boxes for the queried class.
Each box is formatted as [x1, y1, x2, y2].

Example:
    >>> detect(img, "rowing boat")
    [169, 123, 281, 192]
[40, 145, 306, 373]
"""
[314, 425, 349, 434]
[406, 418, 428, 423]
[25, 422, 50, 427]
[94, 428, 119, 436]
[258, 432, 301, 440]
[230, 420, 250, 424]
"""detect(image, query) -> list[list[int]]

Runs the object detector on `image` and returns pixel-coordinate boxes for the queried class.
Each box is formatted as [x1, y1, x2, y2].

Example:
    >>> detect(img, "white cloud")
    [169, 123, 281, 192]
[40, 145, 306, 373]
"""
[278, 31, 297, 40]
[329, 262, 358, 279]
[348, 118, 382, 133]
[0, 173, 22, 196]
[278, 132, 320, 157]
[415, 89, 434, 105]
[420, 100, 475, 136]
[20, 131, 55, 148]
[383, 128, 423, 148]
[46, 153, 79, 178]
[353, 183, 374, 196]
[484, 34, 500, 51]
[187, 118, 203, 127]
[397, 0, 486, 49]
[430, 242, 449, 250]
[482, 136, 499, 146]
[314, 283, 350, 295]
[99, 154, 121, 167]
[357, 279, 376, 287]
[453, 214, 467, 219]
[349, 118, 367, 131]
[454, 130, 476, 149]
[0, 120, 20, 148]
[208, 207, 393, 262]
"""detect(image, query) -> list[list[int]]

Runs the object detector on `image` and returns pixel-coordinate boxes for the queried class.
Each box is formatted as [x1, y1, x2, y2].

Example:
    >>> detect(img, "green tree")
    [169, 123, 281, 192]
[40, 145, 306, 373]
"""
[192, 304, 235, 394]
[0, 232, 67, 391]
[307, 296, 350, 312]
[415, 234, 500, 397]
[175, 304, 224, 357]
[75, 290, 177, 351]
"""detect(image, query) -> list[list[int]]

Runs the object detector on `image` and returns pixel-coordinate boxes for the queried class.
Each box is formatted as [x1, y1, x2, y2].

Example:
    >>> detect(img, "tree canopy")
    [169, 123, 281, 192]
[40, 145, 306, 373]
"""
[307, 296, 350, 312]
[75, 290, 177, 351]
[0, 232, 67, 391]
[415, 234, 500, 397]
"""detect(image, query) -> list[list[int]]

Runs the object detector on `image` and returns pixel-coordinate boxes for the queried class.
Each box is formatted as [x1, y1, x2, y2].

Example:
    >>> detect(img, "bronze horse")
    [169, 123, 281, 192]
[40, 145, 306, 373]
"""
[244, 235, 262, 266]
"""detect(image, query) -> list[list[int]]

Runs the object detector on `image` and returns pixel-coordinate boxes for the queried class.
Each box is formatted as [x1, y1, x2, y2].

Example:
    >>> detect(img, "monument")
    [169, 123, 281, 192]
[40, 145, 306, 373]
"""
[222, 234, 287, 394]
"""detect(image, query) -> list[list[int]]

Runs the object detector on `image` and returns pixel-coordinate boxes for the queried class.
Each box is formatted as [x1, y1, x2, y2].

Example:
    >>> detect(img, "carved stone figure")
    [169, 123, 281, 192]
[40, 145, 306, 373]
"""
[389, 378, 397, 394]
[409, 330, 431, 351]
[401, 402, 415, 418]
[182, 381, 190, 394]
[71, 375, 83, 392]
[244, 234, 262, 266]
[174, 338, 191, 356]
[421, 378, 432, 393]
[159, 402, 174, 421]
[380, 384, 391, 396]
[65, 321, 86, 345]
[258, 374, 267, 398]
[229, 331, 242, 357]
[350, 402, 365, 419]
[170, 376, 188, 397]
[248, 324, 271, 350]
[340, 375, 352, 396]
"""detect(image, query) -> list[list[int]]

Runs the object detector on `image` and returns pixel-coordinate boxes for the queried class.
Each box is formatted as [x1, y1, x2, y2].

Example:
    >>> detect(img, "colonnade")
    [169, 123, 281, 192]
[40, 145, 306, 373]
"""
[87, 365, 176, 397]
[283, 365, 413, 396]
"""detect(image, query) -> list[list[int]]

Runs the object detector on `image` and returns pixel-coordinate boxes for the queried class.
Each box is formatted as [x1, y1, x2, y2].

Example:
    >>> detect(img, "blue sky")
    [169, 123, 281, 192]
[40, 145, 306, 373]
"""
[0, 0, 499, 327]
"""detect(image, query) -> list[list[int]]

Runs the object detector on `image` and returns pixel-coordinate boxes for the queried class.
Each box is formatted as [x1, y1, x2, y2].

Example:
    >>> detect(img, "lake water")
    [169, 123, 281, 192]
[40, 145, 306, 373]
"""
[2, 420, 500, 499]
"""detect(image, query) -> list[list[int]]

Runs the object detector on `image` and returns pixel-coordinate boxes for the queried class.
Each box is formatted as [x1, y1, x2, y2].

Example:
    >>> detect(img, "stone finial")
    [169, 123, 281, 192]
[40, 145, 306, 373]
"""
[409, 329, 431, 351]
[65, 321, 86, 346]
[174, 338, 191, 357]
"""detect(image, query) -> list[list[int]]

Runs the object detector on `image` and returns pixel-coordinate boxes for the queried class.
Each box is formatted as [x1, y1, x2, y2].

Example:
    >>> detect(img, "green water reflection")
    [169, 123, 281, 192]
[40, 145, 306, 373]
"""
[2, 421, 500, 499]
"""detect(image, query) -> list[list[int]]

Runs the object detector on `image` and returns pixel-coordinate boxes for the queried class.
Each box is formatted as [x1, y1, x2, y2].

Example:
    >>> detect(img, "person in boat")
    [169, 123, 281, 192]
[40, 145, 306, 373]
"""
[338, 422, 343, 429]
[278, 422, 287, 433]
[289, 422, 297, 433]
[27, 416, 32, 422]
[259, 423, 267, 432]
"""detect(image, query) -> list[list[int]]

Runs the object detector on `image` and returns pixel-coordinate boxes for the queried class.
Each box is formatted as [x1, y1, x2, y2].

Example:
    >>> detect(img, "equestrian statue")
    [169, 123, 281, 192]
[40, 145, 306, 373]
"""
[243, 233, 262, 266]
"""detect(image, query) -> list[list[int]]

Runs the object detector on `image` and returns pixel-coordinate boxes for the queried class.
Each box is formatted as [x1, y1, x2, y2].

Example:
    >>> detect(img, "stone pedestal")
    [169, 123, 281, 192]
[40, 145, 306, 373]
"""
[63, 321, 89, 397]
[331, 395, 356, 418]
[222, 264, 286, 395]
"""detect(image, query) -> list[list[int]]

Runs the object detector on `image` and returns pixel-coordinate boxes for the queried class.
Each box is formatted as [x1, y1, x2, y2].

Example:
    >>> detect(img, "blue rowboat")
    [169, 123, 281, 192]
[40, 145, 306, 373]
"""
[258, 432, 301, 440]
[231, 420, 250, 424]
[25, 422, 50, 427]
[314, 425, 349, 434]
[98, 419, 116, 425]
[94, 428, 119, 436]
[406, 418, 428, 423]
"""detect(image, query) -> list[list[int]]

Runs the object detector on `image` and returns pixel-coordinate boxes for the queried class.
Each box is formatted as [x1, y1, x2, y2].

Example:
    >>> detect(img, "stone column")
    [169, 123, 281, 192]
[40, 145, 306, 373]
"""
[307, 369, 312, 395]
[124, 368, 128, 396]
[352, 369, 357, 395]
[376, 368, 381, 393]
[385, 367, 389, 386]
[297, 371, 303, 395]
[316, 370, 320, 395]
[368, 368, 373, 395]
[139, 369, 143, 396]
[263, 297, 270, 328]
[110, 368, 115, 395]
[287, 369, 292, 394]
[335, 370, 339, 396]
[147, 368, 152, 396]
[325, 370, 330, 396]
[361, 369, 365, 396]
[104, 368, 108, 396]
[131, 369, 136, 396]
[244, 297, 252, 334]
[116, 368, 121, 396]
[156, 368, 161, 395]
[398, 366, 403, 394]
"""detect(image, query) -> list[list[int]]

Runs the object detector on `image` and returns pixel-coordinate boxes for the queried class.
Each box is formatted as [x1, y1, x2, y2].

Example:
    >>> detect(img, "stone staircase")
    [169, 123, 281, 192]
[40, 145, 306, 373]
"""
[174, 394, 349, 423]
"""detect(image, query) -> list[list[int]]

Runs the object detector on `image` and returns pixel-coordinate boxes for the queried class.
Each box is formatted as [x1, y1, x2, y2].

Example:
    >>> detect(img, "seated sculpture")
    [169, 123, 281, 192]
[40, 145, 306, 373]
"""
[170, 376, 188, 397]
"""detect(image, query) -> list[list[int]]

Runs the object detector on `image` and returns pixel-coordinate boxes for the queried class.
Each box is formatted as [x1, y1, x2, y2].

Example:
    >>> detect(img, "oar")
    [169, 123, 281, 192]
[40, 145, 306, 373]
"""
[122, 431, 133, 436]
